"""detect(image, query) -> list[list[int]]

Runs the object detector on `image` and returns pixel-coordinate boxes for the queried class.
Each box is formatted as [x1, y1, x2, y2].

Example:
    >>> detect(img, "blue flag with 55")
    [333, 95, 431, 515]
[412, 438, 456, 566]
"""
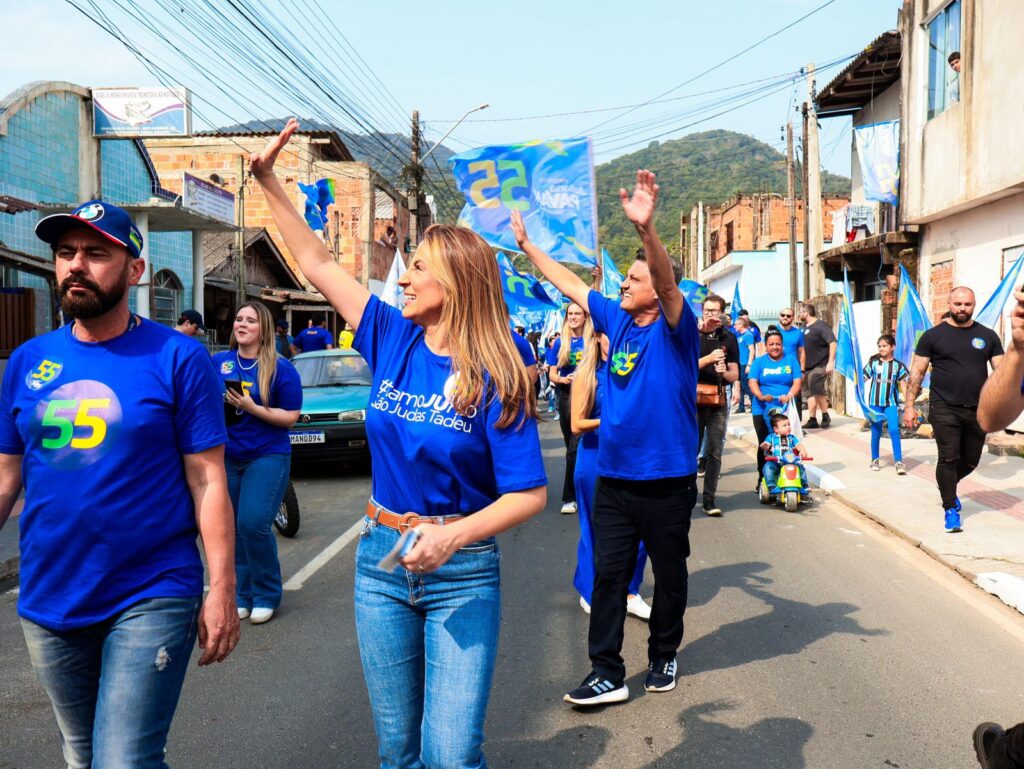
[450, 138, 599, 268]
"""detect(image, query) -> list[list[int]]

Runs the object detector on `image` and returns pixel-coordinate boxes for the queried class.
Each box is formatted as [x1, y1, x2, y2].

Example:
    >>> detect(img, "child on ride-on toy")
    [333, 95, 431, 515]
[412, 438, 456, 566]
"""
[759, 411, 811, 501]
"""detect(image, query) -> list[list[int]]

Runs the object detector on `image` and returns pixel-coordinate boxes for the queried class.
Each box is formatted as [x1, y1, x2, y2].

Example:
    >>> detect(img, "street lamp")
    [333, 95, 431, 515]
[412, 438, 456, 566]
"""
[421, 102, 489, 164]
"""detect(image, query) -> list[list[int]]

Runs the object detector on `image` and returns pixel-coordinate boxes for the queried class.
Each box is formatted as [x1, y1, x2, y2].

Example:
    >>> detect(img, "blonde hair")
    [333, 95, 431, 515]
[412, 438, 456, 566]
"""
[557, 302, 593, 369]
[571, 327, 602, 420]
[420, 224, 536, 428]
[229, 301, 279, 406]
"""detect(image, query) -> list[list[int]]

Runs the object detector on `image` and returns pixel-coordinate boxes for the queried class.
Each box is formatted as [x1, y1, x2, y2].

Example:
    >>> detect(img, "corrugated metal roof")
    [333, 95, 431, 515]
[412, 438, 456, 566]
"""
[816, 30, 902, 117]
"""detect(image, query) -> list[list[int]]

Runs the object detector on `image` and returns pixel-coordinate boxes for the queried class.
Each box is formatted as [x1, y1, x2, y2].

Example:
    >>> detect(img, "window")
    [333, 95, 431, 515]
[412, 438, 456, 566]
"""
[152, 269, 183, 326]
[926, 0, 962, 119]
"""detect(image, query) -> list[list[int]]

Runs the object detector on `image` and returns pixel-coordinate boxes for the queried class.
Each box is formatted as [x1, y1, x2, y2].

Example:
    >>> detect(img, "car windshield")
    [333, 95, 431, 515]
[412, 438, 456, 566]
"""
[294, 354, 372, 387]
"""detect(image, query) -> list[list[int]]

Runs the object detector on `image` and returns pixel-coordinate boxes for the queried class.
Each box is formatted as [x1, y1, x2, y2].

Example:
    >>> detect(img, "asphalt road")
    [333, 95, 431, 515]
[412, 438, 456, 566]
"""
[3, 419, 1024, 768]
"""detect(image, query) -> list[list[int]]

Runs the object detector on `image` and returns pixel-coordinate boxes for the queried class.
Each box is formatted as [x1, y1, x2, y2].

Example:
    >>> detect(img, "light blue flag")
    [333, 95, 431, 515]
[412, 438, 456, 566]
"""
[836, 268, 884, 422]
[297, 178, 336, 231]
[679, 279, 709, 318]
[976, 249, 1024, 329]
[450, 138, 599, 268]
[731, 281, 744, 325]
[496, 252, 559, 314]
[854, 120, 900, 205]
[601, 250, 624, 299]
[895, 264, 930, 386]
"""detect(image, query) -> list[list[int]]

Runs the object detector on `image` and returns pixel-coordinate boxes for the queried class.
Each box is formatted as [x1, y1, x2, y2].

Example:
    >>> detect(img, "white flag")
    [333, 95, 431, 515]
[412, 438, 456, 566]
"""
[787, 400, 803, 443]
[381, 249, 406, 309]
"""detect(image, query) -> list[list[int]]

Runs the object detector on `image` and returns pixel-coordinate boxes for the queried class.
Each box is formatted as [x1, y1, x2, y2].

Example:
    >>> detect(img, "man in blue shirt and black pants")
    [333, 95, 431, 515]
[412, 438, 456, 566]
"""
[513, 171, 701, 705]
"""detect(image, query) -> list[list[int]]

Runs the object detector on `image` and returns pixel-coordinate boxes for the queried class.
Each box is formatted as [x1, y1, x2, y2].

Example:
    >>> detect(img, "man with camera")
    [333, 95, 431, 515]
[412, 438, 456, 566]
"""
[697, 294, 739, 517]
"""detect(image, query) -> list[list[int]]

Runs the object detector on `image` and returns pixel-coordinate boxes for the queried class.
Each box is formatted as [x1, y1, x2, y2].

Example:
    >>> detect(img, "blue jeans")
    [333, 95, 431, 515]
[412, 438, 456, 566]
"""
[354, 518, 501, 769]
[21, 596, 201, 769]
[226, 453, 290, 610]
[870, 405, 903, 462]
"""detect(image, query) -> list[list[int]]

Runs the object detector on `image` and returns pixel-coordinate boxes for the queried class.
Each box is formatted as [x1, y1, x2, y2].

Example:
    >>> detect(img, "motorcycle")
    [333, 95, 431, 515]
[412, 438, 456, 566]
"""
[758, 450, 813, 513]
[273, 480, 301, 538]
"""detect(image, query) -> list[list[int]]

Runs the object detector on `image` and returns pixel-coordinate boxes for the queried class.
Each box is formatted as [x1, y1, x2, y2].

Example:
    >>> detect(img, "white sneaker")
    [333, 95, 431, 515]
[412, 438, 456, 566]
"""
[560, 501, 578, 515]
[626, 594, 651, 621]
[579, 596, 591, 614]
[237, 607, 251, 620]
[869, 459, 880, 471]
[250, 607, 275, 624]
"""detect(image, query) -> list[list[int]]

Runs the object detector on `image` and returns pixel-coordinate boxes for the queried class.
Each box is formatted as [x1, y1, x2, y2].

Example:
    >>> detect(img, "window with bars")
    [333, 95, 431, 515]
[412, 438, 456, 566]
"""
[152, 269, 183, 327]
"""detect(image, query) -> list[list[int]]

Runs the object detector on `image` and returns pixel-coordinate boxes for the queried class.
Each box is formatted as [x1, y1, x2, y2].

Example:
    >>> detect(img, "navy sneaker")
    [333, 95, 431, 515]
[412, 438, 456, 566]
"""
[944, 508, 963, 533]
[644, 659, 677, 692]
[564, 674, 628, 706]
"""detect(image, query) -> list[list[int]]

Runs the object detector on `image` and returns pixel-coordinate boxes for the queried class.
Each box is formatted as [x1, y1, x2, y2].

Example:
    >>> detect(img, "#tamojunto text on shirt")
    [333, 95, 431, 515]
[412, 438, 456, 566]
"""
[371, 376, 477, 433]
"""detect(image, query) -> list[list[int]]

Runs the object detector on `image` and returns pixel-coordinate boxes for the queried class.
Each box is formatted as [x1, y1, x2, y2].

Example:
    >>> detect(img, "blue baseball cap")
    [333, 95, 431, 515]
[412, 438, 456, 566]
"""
[35, 200, 144, 258]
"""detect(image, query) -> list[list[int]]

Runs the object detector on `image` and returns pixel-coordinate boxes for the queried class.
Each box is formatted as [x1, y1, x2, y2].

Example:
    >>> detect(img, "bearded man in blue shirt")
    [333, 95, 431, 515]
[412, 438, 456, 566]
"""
[512, 170, 702, 705]
[0, 201, 239, 768]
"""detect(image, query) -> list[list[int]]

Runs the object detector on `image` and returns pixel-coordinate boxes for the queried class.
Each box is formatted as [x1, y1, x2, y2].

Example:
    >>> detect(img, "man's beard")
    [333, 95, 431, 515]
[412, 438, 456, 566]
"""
[951, 310, 973, 324]
[59, 270, 128, 320]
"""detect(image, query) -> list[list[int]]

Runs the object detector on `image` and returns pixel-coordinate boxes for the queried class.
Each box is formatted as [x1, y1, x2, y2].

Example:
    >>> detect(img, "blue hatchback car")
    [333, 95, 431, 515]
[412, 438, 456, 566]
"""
[289, 349, 372, 464]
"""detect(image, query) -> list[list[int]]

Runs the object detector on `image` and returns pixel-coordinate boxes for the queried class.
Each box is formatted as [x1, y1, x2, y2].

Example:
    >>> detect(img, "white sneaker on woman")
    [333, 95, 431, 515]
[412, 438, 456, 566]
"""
[237, 607, 251, 620]
[626, 594, 651, 621]
[579, 596, 591, 614]
[250, 607, 275, 624]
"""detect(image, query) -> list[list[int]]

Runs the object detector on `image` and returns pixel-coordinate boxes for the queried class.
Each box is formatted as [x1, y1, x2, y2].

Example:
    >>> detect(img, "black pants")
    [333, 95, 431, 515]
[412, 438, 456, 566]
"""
[557, 388, 579, 503]
[989, 721, 1024, 768]
[588, 474, 697, 682]
[753, 413, 770, 481]
[929, 397, 986, 510]
[697, 404, 728, 506]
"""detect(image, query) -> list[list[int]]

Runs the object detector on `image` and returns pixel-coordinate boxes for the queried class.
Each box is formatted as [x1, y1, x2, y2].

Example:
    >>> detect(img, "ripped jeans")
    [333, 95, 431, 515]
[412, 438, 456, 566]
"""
[21, 596, 201, 769]
[354, 517, 501, 769]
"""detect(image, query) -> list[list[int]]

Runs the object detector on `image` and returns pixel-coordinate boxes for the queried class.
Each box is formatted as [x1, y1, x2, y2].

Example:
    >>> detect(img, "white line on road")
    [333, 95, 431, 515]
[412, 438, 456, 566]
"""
[283, 519, 364, 591]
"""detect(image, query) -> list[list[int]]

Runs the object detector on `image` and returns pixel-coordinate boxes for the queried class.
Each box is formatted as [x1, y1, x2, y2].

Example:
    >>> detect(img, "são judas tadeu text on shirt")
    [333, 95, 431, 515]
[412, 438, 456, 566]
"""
[0, 318, 226, 630]
[353, 296, 546, 519]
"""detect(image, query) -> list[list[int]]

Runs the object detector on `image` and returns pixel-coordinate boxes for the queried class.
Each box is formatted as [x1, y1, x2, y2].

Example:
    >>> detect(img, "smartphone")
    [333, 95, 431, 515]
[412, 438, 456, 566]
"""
[376, 528, 422, 573]
[225, 379, 245, 395]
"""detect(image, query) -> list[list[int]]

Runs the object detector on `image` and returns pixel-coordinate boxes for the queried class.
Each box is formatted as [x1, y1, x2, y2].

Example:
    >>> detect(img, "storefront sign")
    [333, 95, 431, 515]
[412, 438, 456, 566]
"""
[92, 88, 191, 137]
[182, 172, 235, 225]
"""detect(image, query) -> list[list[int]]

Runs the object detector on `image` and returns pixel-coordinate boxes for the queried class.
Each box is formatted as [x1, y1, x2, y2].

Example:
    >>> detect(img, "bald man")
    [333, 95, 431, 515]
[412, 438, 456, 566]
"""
[904, 287, 1003, 533]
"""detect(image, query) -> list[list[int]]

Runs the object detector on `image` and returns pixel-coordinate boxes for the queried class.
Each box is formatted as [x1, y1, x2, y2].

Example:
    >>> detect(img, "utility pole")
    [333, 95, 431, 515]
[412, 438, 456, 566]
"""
[410, 109, 423, 246]
[786, 122, 798, 308]
[805, 62, 825, 298]
[801, 104, 810, 301]
[236, 154, 246, 309]
[697, 200, 705, 272]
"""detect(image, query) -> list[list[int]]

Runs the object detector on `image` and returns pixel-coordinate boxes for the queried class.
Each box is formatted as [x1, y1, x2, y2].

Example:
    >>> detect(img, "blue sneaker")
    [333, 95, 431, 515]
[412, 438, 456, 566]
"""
[944, 508, 963, 533]
[954, 496, 962, 512]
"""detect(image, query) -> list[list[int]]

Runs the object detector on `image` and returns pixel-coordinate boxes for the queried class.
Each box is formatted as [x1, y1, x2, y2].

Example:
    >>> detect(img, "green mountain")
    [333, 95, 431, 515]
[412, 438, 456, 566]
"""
[595, 129, 850, 265]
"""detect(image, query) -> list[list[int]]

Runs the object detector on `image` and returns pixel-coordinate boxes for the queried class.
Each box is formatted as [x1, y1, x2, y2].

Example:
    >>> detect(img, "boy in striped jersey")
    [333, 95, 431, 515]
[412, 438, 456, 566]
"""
[862, 334, 909, 475]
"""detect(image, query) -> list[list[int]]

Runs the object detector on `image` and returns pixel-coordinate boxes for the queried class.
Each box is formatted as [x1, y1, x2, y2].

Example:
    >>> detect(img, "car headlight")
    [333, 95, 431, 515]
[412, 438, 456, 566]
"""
[337, 409, 366, 422]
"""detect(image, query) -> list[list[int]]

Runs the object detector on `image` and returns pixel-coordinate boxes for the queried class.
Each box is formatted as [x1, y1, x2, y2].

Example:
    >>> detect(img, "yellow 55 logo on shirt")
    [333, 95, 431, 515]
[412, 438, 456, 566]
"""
[25, 359, 63, 391]
[611, 350, 639, 376]
[34, 380, 123, 469]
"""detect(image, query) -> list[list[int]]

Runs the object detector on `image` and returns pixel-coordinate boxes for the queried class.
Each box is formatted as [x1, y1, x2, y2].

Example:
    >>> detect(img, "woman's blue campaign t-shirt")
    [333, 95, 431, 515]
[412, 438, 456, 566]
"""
[545, 335, 585, 379]
[212, 352, 303, 461]
[587, 290, 700, 480]
[579, 360, 606, 454]
[353, 296, 546, 518]
[0, 319, 226, 630]
[748, 353, 802, 416]
[511, 331, 536, 366]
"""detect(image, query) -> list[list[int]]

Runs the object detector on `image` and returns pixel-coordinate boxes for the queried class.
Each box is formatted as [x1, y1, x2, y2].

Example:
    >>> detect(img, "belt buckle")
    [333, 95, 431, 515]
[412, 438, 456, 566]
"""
[398, 512, 419, 531]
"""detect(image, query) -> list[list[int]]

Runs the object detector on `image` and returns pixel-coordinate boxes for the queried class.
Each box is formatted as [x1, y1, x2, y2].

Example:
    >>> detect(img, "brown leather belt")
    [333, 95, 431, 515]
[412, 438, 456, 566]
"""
[365, 500, 464, 531]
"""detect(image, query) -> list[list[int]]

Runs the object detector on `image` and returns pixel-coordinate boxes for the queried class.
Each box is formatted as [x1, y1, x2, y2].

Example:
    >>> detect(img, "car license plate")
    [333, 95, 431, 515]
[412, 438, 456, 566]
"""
[290, 431, 325, 445]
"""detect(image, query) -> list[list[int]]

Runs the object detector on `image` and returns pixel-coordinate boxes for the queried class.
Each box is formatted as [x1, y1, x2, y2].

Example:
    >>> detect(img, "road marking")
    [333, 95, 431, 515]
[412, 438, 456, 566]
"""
[837, 527, 863, 536]
[283, 519, 364, 591]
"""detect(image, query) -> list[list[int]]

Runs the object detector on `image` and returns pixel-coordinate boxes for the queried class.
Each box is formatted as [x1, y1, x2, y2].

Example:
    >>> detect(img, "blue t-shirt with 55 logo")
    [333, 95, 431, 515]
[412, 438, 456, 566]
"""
[0, 319, 227, 630]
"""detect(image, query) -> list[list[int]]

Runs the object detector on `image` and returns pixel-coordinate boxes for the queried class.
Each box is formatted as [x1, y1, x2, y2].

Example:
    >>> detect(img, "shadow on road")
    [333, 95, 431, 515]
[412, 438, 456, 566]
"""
[489, 725, 612, 768]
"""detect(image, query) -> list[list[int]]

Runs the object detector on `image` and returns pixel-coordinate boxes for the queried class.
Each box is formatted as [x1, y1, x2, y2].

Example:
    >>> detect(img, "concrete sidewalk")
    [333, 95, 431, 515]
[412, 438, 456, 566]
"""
[728, 410, 1024, 615]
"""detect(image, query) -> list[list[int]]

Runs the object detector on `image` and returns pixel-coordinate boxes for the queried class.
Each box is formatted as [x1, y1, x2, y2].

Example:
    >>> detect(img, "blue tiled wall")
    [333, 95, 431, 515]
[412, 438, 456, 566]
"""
[101, 140, 152, 203]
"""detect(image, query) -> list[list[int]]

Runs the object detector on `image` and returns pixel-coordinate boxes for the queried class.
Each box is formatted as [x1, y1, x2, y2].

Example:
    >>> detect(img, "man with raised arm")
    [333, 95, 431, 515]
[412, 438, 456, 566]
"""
[511, 170, 700, 705]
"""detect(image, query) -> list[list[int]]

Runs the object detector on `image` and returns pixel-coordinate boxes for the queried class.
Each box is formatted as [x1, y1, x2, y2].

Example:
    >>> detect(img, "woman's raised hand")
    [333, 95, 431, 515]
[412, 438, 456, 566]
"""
[250, 118, 300, 181]
[510, 209, 529, 248]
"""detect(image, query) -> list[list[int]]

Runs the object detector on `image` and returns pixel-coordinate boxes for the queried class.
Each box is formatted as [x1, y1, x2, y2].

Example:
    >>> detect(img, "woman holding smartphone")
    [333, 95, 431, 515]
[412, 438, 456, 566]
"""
[212, 301, 302, 625]
[250, 120, 546, 769]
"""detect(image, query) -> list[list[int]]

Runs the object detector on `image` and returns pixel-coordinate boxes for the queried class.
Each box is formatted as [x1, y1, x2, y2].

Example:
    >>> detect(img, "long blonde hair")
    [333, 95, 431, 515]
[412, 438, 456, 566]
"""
[571, 327, 602, 420]
[229, 301, 278, 406]
[420, 224, 536, 428]
[557, 302, 593, 369]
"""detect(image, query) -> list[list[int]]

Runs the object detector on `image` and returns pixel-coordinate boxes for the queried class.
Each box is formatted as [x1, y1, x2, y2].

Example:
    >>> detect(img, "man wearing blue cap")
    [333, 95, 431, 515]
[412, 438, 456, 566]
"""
[0, 200, 239, 767]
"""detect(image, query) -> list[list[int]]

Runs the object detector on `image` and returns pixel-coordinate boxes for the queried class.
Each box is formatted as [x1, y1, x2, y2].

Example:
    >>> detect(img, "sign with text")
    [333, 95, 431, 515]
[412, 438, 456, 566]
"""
[92, 88, 191, 138]
[182, 173, 235, 225]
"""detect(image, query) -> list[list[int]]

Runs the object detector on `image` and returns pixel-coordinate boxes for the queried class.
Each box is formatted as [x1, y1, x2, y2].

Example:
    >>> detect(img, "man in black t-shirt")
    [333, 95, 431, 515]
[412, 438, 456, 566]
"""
[800, 303, 837, 428]
[697, 294, 739, 516]
[904, 287, 1004, 534]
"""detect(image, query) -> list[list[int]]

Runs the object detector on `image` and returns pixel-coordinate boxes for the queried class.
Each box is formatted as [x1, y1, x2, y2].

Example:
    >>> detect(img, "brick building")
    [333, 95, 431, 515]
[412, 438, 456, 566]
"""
[144, 129, 411, 291]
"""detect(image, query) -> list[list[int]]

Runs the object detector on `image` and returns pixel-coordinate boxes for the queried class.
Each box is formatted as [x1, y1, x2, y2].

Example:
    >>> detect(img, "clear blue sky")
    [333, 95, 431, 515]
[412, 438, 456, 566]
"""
[1, 0, 900, 177]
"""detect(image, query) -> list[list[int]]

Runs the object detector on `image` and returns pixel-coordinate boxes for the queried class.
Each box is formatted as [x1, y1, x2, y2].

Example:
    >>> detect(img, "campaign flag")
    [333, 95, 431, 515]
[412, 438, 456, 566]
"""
[976, 250, 1024, 330]
[836, 268, 884, 422]
[895, 264, 930, 386]
[380, 249, 406, 309]
[730, 281, 744, 325]
[298, 178, 335, 231]
[541, 307, 563, 340]
[450, 138, 599, 268]
[854, 120, 900, 205]
[496, 252, 559, 314]
[679, 278, 709, 318]
[601, 249, 624, 299]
